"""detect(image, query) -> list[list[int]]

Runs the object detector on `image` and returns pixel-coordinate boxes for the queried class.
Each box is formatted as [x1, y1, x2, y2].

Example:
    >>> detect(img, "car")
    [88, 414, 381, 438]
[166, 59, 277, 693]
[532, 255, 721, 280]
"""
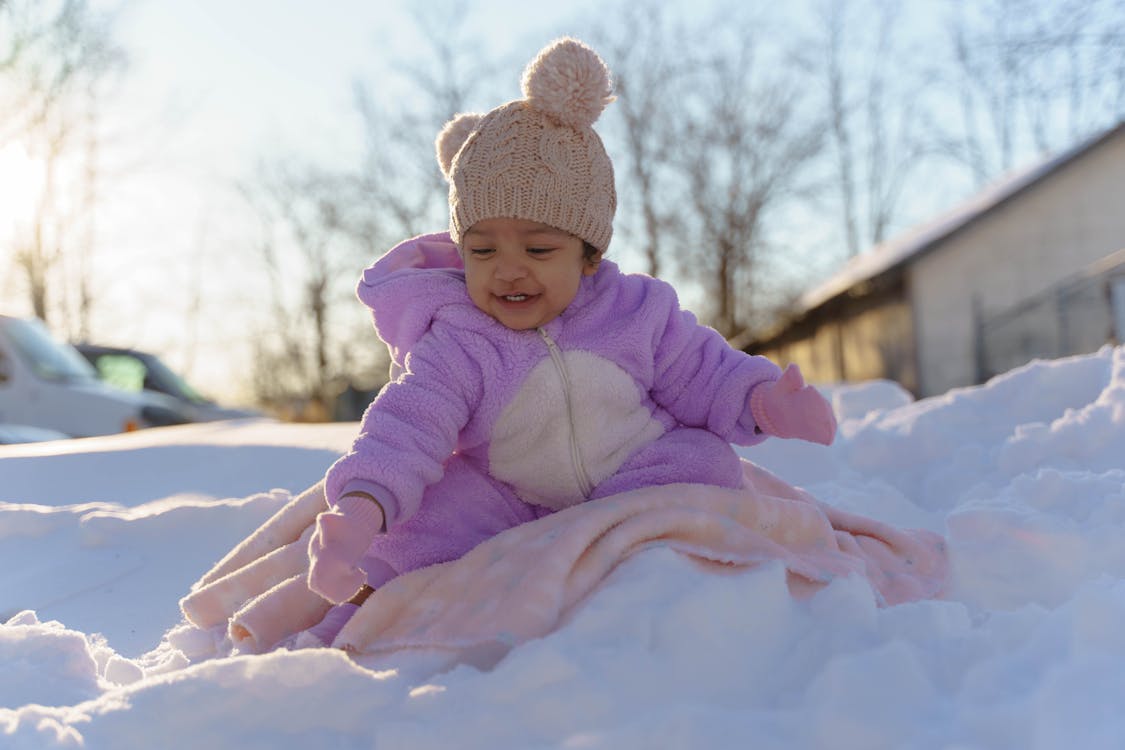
[73, 343, 260, 423]
[0, 422, 71, 444]
[0, 315, 193, 437]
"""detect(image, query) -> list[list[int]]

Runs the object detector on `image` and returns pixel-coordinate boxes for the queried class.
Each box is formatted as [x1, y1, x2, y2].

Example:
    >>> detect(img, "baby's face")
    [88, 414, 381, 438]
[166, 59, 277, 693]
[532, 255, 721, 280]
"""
[462, 217, 599, 330]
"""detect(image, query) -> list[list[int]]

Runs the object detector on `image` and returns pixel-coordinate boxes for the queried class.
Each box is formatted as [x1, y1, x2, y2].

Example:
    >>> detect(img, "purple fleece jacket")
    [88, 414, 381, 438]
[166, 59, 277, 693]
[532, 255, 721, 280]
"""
[324, 232, 782, 534]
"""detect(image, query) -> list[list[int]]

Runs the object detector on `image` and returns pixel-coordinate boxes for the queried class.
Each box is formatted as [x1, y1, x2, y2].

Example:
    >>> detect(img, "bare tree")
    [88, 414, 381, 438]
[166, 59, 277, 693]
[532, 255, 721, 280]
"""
[821, 0, 861, 258]
[350, 1, 497, 244]
[673, 34, 824, 339]
[240, 163, 380, 415]
[809, 0, 929, 257]
[65, 83, 99, 341]
[590, 1, 690, 278]
[1, 0, 126, 333]
[936, 0, 1125, 185]
[236, 6, 499, 415]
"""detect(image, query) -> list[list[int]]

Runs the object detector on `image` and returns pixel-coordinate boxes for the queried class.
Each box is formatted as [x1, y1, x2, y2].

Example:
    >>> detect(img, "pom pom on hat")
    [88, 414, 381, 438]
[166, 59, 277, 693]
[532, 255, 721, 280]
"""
[521, 37, 613, 129]
[435, 112, 484, 179]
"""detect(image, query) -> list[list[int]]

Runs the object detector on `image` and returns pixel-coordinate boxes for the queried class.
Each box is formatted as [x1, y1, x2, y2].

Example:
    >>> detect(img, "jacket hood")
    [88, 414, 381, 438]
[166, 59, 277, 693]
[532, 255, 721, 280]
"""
[357, 232, 468, 375]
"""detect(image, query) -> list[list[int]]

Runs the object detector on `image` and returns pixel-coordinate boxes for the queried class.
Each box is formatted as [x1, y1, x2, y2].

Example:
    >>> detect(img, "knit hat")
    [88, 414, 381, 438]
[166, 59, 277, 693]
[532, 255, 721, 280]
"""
[435, 38, 617, 252]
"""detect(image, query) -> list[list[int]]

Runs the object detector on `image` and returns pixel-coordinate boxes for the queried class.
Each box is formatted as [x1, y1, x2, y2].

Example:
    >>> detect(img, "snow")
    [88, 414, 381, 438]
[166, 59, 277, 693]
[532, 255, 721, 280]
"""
[2, 346, 1124, 749]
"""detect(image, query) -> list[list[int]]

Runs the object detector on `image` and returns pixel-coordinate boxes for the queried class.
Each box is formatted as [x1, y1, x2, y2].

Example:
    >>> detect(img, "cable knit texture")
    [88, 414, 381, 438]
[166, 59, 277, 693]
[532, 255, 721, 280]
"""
[436, 38, 617, 252]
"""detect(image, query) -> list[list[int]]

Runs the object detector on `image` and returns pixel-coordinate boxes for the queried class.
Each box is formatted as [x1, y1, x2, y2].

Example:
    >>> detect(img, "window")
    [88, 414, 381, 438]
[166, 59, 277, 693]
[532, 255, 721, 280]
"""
[93, 354, 147, 393]
[1, 318, 98, 384]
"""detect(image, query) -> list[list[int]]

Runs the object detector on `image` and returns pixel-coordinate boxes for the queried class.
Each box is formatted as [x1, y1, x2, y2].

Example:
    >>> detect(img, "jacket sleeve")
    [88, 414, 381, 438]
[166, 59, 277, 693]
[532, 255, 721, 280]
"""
[646, 279, 782, 445]
[323, 324, 483, 527]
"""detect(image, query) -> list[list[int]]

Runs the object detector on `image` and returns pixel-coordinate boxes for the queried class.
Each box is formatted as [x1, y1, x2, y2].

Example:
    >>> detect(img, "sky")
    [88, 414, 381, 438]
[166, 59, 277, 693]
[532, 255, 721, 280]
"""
[2, 344, 1124, 747]
[101, 0, 626, 185]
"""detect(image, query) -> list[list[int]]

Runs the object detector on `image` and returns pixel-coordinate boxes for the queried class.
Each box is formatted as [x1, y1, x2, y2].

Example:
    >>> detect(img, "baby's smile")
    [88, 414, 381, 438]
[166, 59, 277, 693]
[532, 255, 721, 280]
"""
[501, 294, 531, 302]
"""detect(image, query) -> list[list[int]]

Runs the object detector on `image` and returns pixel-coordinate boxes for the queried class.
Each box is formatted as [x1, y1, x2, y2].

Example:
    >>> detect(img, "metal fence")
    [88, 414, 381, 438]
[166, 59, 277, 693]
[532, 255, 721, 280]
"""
[976, 249, 1125, 380]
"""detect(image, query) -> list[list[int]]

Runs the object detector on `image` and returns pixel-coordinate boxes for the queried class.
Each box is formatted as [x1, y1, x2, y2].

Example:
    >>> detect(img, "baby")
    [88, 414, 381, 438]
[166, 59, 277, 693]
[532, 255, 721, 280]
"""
[301, 38, 836, 643]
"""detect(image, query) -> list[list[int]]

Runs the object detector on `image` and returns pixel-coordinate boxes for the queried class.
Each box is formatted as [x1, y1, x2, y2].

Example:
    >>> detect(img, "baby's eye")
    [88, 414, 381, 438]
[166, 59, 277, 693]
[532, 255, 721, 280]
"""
[468, 247, 494, 257]
[527, 247, 555, 256]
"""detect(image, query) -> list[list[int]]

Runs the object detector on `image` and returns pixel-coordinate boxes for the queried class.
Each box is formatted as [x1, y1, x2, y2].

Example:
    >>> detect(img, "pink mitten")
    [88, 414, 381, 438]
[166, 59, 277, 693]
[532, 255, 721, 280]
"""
[307, 494, 386, 604]
[749, 364, 837, 445]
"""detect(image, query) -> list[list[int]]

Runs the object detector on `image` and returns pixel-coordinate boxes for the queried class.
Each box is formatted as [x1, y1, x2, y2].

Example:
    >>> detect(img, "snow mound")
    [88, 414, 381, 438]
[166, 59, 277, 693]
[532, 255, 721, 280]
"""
[2, 346, 1123, 748]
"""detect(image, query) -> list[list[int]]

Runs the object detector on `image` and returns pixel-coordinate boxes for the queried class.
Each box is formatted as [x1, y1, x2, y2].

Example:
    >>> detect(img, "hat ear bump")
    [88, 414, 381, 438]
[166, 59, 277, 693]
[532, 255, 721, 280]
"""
[435, 113, 484, 179]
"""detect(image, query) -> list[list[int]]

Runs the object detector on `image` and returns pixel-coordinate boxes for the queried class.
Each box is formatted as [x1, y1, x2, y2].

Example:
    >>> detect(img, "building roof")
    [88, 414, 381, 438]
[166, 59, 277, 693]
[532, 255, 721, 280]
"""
[798, 120, 1125, 313]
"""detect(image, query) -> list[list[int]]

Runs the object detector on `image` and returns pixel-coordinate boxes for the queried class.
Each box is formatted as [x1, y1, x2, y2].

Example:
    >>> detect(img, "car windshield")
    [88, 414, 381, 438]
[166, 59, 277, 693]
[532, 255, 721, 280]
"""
[1, 317, 100, 384]
[137, 353, 210, 404]
[146, 357, 210, 404]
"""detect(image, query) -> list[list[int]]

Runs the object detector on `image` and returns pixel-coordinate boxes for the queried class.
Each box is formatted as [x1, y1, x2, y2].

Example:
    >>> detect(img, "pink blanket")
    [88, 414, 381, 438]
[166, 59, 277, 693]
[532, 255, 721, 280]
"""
[180, 461, 947, 665]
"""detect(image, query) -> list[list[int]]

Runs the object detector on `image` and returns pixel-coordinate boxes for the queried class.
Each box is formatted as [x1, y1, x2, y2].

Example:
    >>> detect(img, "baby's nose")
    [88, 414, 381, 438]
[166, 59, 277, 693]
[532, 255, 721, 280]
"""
[495, 259, 528, 281]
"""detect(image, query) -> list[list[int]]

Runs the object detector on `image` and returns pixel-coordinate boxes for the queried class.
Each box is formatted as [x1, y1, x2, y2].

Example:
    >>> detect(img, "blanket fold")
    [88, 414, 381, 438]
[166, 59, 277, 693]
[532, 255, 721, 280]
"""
[179, 460, 947, 662]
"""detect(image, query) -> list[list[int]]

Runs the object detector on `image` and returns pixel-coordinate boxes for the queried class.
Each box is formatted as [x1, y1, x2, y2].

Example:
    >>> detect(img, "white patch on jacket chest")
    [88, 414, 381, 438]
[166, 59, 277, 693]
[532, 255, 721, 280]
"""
[489, 351, 665, 510]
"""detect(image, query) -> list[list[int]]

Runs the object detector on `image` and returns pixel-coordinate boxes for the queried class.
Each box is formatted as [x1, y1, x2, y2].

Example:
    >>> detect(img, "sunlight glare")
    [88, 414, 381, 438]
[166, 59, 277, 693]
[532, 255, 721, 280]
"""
[0, 140, 45, 242]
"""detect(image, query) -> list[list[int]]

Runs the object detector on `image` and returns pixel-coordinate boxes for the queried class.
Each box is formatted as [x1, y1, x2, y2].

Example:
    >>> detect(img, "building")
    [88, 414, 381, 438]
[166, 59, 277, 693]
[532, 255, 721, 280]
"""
[745, 121, 1125, 397]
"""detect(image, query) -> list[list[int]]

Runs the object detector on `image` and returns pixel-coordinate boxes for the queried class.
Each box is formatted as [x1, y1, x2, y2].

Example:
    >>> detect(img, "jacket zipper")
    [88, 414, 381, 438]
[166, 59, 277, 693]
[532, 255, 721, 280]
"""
[537, 327, 595, 498]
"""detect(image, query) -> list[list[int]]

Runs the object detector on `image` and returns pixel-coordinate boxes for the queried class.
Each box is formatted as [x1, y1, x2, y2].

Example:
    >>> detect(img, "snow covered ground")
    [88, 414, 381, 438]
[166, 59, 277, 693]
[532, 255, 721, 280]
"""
[2, 346, 1124, 749]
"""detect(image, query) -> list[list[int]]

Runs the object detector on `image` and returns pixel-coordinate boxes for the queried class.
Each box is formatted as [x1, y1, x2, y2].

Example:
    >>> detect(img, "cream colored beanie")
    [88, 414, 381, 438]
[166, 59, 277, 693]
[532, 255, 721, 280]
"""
[435, 38, 617, 252]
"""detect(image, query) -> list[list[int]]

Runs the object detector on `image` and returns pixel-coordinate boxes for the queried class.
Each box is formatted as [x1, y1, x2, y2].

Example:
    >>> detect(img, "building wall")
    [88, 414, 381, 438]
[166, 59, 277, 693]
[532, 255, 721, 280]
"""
[839, 298, 917, 390]
[977, 252, 1125, 377]
[909, 130, 1125, 396]
[752, 289, 916, 393]
[754, 330, 840, 386]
